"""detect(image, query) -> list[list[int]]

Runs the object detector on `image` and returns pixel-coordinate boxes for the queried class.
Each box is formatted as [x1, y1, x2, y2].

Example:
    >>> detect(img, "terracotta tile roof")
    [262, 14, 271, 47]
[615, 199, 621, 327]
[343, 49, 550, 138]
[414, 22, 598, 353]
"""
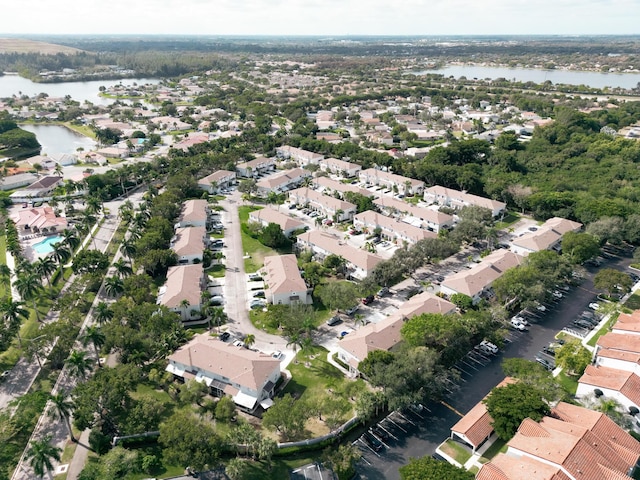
[360, 168, 425, 189]
[578, 365, 640, 407]
[179, 199, 208, 224]
[319, 157, 361, 172]
[512, 217, 582, 253]
[198, 170, 235, 185]
[168, 334, 280, 392]
[596, 347, 640, 364]
[598, 332, 640, 356]
[313, 176, 374, 198]
[613, 310, 640, 335]
[424, 185, 506, 212]
[256, 168, 309, 189]
[373, 196, 453, 227]
[477, 453, 571, 480]
[354, 210, 436, 244]
[289, 187, 356, 212]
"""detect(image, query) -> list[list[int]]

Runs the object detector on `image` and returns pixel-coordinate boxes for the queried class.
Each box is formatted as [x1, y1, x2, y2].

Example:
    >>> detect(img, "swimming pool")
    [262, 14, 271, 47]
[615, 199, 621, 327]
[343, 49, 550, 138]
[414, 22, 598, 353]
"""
[32, 236, 64, 255]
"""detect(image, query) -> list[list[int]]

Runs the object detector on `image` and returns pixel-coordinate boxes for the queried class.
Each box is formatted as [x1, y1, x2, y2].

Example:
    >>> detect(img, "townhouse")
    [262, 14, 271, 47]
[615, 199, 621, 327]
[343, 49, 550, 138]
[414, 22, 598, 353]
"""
[423, 185, 506, 217]
[511, 217, 583, 256]
[261, 254, 312, 306]
[288, 187, 356, 222]
[373, 196, 454, 233]
[318, 157, 361, 178]
[276, 145, 324, 167]
[236, 156, 276, 178]
[171, 226, 207, 264]
[255, 168, 311, 197]
[337, 292, 455, 377]
[477, 401, 640, 480]
[296, 230, 383, 280]
[353, 210, 437, 246]
[312, 176, 375, 199]
[248, 207, 306, 237]
[197, 170, 236, 194]
[166, 333, 281, 413]
[157, 264, 207, 321]
[359, 168, 425, 196]
[440, 249, 524, 304]
[175, 199, 210, 229]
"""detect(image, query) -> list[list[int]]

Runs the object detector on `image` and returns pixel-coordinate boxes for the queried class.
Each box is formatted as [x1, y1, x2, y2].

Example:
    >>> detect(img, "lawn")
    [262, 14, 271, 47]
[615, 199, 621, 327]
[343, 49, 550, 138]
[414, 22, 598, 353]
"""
[624, 292, 640, 310]
[495, 211, 521, 229]
[238, 205, 291, 273]
[557, 371, 579, 395]
[586, 313, 618, 347]
[249, 298, 333, 335]
[206, 264, 226, 278]
[226, 455, 318, 480]
[479, 438, 506, 461]
[440, 439, 472, 465]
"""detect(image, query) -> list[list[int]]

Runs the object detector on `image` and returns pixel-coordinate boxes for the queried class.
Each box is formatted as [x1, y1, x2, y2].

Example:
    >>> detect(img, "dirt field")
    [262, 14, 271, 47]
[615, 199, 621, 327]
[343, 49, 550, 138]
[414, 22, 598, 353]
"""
[0, 38, 82, 54]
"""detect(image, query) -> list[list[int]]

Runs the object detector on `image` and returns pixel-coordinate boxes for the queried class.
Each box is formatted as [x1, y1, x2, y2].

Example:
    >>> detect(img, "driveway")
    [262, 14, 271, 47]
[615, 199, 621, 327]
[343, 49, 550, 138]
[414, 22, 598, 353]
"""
[354, 252, 633, 479]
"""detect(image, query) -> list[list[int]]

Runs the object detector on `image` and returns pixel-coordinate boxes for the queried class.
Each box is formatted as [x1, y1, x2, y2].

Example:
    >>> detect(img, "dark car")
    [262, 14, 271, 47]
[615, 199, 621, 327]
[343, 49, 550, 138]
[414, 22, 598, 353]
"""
[253, 291, 266, 298]
[535, 356, 555, 371]
[362, 432, 384, 452]
[370, 425, 389, 442]
[362, 295, 375, 305]
[542, 346, 556, 357]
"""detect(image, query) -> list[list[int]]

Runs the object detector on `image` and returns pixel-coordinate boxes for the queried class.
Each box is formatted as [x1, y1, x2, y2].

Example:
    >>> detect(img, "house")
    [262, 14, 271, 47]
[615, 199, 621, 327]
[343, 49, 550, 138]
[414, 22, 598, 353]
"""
[172, 132, 209, 152]
[171, 226, 207, 264]
[175, 199, 210, 228]
[359, 168, 425, 196]
[150, 116, 192, 131]
[318, 157, 361, 178]
[96, 146, 129, 159]
[477, 401, 640, 480]
[511, 217, 583, 256]
[0, 173, 38, 191]
[236, 156, 276, 178]
[440, 250, 524, 304]
[276, 145, 324, 166]
[261, 254, 312, 305]
[166, 333, 281, 412]
[297, 230, 383, 280]
[255, 168, 311, 197]
[9, 176, 64, 203]
[49, 153, 77, 166]
[312, 176, 375, 199]
[157, 264, 207, 321]
[337, 292, 455, 376]
[197, 170, 236, 194]
[373, 196, 454, 233]
[423, 185, 506, 217]
[353, 210, 437, 246]
[248, 207, 306, 237]
[288, 187, 356, 222]
[450, 378, 517, 453]
[577, 365, 640, 421]
[11, 206, 68, 234]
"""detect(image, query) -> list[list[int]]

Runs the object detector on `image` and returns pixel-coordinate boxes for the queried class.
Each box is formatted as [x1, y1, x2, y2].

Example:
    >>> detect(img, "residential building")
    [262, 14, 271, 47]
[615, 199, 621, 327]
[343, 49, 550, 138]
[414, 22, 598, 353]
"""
[297, 230, 383, 280]
[171, 226, 207, 264]
[577, 365, 640, 420]
[49, 153, 77, 166]
[477, 401, 640, 480]
[276, 145, 324, 166]
[373, 196, 454, 233]
[197, 170, 236, 193]
[255, 168, 311, 197]
[511, 217, 583, 256]
[11, 206, 68, 234]
[353, 210, 437, 245]
[172, 132, 210, 152]
[166, 333, 281, 412]
[288, 187, 356, 222]
[337, 292, 455, 376]
[96, 146, 129, 159]
[175, 199, 210, 228]
[359, 168, 425, 195]
[261, 254, 311, 305]
[236, 156, 276, 178]
[440, 250, 524, 304]
[423, 185, 506, 217]
[318, 157, 361, 178]
[157, 264, 207, 321]
[312, 176, 375, 199]
[9, 176, 63, 202]
[248, 207, 306, 237]
[0, 173, 38, 191]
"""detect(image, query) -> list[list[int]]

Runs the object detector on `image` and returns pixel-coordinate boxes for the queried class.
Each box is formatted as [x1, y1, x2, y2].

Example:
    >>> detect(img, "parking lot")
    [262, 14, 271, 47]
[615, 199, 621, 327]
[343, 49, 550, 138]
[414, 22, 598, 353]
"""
[354, 252, 634, 479]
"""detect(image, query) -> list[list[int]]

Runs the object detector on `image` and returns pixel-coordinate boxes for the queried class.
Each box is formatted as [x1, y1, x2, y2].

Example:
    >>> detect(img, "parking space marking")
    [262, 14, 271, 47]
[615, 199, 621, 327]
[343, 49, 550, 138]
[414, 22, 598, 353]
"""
[395, 411, 416, 426]
[357, 437, 381, 457]
[440, 400, 464, 418]
[378, 422, 399, 440]
[385, 415, 407, 433]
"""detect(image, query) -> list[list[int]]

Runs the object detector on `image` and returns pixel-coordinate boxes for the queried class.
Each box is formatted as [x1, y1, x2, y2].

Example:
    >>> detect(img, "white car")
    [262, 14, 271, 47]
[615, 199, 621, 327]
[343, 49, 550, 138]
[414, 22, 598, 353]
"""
[589, 302, 601, 311]
[535, 303, 547, 312]
[512, 315, 529, 326]
[477, 340, 499, 354]
[233, 340, 245, 347]
[510, 318, 527, 331]
[552, 290, 563, 299]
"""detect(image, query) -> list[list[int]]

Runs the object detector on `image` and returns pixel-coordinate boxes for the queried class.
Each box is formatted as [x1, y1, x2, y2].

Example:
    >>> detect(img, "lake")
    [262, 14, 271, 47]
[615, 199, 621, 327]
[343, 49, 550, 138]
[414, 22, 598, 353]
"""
[20, 124, 96, 156]
[0, 75, 160, 105]
[414, 65, 640, 90]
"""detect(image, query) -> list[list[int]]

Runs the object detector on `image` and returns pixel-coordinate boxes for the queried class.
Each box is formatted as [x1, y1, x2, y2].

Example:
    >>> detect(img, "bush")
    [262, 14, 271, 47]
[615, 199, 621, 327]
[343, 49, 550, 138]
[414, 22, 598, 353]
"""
[89, 428, 111, 455]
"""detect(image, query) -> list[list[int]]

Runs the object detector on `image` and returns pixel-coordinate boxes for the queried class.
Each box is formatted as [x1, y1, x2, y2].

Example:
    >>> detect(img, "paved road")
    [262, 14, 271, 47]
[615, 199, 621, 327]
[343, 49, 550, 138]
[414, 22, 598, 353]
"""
[354, 252, 633, 479]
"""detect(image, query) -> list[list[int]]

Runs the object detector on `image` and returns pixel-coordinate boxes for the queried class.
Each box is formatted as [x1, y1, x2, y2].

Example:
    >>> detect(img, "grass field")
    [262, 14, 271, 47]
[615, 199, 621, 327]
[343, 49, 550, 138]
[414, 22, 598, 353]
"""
[0, 39, 82, 54]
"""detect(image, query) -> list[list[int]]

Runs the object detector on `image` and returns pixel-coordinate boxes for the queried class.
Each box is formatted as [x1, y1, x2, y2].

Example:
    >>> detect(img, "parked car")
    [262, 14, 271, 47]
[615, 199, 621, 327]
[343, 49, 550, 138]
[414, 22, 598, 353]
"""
[535, 303, 547, 312]
[362, 432, 384, 452]
[589, 302, 601, 311]
[219, 332, 230, 342]
[477, 340, 499, 354]
[370, 425, 389, 442]
[233, 340, 245, 347]
[542, 345, 556, 357]
[327, 315, 342, 326]
[271, 351, 283, 360]
[535, 356, 555, 371]
[552, 290, 563, 299]
[345, 305, 359, 316]
[210, 296, 224, 305]
[362, 295, 375, 305]
[573, 319, 594, 329]
[377, 286, 390, 297]
[253, 291, 266, 298]
[510, 318, 527, 331]
[512, 315, 529, 326]
[0, 370, 9, 383]
[250, 299, 266, 309]
[248, 273, 263, 281]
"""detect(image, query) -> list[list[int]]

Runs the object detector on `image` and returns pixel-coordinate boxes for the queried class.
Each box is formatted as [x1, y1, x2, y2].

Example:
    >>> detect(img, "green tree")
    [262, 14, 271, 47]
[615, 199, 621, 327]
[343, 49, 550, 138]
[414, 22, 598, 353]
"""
[449, 293, 473, 311]
[323, 444, 362, 480]
[0, 297, 29, 347]
[66, 350, 94, 379]
[72, 249, 110, 275]
[259, 222, 289, 248]
[178, 379, 207, 406]
[49, 392, 76, 442]
[262, 393, 309, 440]
[554, 340, 592, 376]
[82, 326, 106, 368]
[215, 396, 236, 422]
[561, 231, 600, 264]
[317, 281, 360, 312]
[483, 382, 550, 440]
[594, 268, 633, 296]
[399, 455, 474, 480]
[25, 435, 61, 480]
[14, 272, 42, 322]
[225, 458, 249, 480]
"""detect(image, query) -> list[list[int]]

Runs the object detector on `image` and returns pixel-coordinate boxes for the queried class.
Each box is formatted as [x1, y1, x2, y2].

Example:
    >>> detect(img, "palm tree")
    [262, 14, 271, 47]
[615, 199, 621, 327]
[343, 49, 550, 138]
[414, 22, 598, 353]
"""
[48, 392, 75, 442]
[33, 256, 57, 289]
[104, 276, 124, 298]
[85, 195, 103, 215]
[61, 229, 81, 251]
[25, 435, 61, 480]
[93, 301, 114, 325]
[0, 263, 11, 288]
[50, 242, 71, 269]
[14, 273, 42, 322]
[244, 334, 256, 349]
[120, 238, 137, 260]
[66, 350, 93, 379]
[53, 163, 63, 177]
[82, 326, 105, 368]
[112, 259, 133, 278]
[0, 297, 29, 347]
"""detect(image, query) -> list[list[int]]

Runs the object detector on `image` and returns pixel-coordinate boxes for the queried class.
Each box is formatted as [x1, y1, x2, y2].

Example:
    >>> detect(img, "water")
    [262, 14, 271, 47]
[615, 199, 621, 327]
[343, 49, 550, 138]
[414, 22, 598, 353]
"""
[413, 65, 640, 90]
[32, 235, 64, 254]
[0, 75, 160, 105]
[20, 124, 96, 156]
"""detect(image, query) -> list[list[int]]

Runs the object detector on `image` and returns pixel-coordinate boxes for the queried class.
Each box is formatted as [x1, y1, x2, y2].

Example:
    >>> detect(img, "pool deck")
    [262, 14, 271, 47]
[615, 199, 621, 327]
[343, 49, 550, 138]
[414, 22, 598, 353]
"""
[22, 234, 61, 262]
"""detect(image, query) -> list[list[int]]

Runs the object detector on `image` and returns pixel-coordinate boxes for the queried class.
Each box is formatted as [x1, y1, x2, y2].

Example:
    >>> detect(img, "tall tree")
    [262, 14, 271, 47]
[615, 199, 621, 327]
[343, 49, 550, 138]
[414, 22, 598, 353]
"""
[14, 273, 42, 322]
[48, 392, 76, 442]
[0, 297, 29, 347]
[399, 456, 474, 480]
[82, 326, 106, 368]
[33, 256, 57, 289]
[66, 350, 93, 379]
[25, 435, 61, 480]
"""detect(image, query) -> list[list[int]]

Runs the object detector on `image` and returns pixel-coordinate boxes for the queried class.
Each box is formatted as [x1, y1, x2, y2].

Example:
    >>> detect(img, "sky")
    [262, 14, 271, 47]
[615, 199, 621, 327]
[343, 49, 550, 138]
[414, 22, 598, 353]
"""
[3, 0, 640, 36]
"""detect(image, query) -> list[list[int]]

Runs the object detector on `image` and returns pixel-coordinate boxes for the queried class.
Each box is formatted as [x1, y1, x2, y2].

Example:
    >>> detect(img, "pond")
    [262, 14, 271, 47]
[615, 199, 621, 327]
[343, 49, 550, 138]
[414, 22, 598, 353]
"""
[20, 124, 96, 156]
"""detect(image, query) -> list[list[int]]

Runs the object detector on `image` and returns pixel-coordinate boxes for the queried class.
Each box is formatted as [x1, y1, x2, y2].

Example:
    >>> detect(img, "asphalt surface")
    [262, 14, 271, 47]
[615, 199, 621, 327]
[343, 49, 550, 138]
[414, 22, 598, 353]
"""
[354, 251, 633, 479]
